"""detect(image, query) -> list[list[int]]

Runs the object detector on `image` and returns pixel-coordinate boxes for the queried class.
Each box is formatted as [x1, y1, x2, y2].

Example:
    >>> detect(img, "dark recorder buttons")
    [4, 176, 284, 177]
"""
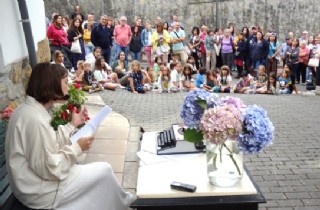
[170, 181, 197, 192]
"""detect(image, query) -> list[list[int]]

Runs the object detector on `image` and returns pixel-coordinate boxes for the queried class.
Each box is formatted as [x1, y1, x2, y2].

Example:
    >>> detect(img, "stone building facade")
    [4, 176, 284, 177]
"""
[0, 0, 48, 110]
[45, 0, 319, 41]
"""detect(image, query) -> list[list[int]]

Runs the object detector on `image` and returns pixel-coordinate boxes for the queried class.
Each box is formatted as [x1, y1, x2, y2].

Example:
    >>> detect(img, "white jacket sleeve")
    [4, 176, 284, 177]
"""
[26, 120, 82, 181]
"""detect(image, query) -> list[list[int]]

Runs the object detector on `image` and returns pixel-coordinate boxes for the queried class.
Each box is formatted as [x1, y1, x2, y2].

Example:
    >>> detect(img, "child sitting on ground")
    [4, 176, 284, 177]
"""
[181, 65, 195, 92]
[127, 60, 149, 94]
[256, 72, 278, 94]
[195, 67, 207, 88]
[278, 68, 291, 94]
[146, 66, 155, 84]
[81, 61, 102, 93]
[219, 65, 232, 93]
[72, 60, 84, 84]
[203, 70, 220, 92]
[255, 65, 268, 89]
[94, 56, 123, 91]
[170, 62, 183, 92]
[235, 70, 255, 94]
[167, 54, 179, 68]
[158, 66, 173, 93]
[153, 56, 162, 83]
[186, 56, 197, 74]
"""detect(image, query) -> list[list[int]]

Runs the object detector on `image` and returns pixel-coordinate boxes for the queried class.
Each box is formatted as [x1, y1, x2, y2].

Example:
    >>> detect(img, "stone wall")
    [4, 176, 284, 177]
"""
[44, 0, 320, 41]
[0, 38, 50, 110]
[0, 58, 30, 110]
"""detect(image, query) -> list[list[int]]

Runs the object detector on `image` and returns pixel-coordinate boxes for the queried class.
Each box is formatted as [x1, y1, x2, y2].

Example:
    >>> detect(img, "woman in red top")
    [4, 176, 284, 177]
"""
[297, 40, 310, 84]
[47, 14, 69, 46]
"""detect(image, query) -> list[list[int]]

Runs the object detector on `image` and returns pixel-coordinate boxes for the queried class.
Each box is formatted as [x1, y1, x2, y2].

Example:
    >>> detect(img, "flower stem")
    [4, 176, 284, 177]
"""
[223, 143, 242, 176]
[219, 144, 223, 163]
[212, 153, 217, 170]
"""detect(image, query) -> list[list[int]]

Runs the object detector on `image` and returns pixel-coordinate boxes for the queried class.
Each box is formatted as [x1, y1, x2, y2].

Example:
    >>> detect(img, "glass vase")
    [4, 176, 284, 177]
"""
[206, 139, 243, 187]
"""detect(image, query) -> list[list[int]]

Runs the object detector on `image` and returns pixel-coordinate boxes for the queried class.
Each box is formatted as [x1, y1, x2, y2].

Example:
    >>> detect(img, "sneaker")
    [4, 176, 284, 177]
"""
[118, 85, 126, 89]
[88, 89, 95, 94]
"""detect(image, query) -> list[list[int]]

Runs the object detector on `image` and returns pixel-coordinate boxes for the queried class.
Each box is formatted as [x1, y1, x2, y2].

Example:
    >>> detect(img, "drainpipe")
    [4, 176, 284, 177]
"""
[17, 0, 37, 68]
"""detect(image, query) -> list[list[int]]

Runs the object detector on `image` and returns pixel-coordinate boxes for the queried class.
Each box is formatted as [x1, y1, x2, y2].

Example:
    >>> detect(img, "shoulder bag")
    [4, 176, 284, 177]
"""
[70, 32, 82, 54]
[308, 58, 319, 67]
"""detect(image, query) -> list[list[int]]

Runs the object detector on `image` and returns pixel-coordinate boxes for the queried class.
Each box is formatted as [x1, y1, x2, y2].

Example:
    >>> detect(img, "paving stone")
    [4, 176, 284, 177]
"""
[122, 161, 139, 189]
[125, 141, 140, 162]
[285, 192, 311, 199]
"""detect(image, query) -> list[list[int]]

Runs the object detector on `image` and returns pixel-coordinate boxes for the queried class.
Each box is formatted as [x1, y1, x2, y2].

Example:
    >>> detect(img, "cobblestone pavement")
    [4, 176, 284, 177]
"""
[100, 89, 320, 210]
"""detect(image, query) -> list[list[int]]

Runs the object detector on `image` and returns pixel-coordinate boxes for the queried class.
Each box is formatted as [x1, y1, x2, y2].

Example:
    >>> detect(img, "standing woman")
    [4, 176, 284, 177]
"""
[306, 36, 315, 82]
[129, 26, 143, 61]
[47, 14, 69, 55]
[286, 37, 300, 93]
[251, 31, 269, 75]
[163, 22, 169, 31]
[152, 23, 171, 64]
[241, 27, 250, 40]
[110, 19, 120, 65]
[68, 18, 85, 71]
[188, 26, 201, 70]
[297, 40, 309, 84]
[221, 28, 234, 71]
[141, 21, 155, 67]
[5, 63, 133, 210]
[215, 28, 224, 68]
[62, 16, 70, 33]
[266, 32, 280, 75]
[199, 25, 208, 67]
[83, 21, 94, 56]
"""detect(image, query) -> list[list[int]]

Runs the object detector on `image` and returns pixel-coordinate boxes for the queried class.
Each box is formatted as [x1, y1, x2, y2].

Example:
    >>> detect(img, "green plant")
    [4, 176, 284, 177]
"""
[50, 84, 88, 130]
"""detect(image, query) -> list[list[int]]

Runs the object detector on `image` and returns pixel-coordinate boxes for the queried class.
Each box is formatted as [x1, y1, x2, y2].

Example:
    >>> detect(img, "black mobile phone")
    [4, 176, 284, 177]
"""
[170, 181, 197, 192]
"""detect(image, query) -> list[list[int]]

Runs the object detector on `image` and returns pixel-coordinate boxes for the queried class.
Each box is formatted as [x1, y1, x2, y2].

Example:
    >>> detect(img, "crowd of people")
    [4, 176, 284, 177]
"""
[47, 5, 320, 94]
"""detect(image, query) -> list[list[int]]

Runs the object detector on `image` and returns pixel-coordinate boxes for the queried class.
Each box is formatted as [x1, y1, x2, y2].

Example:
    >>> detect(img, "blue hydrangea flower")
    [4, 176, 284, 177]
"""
[237, 105, 274, 154]
[180, 89, 219, 129]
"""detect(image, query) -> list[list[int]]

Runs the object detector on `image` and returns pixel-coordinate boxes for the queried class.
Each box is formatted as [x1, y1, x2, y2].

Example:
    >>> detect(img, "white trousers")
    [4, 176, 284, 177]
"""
[56, 162, 133, 210]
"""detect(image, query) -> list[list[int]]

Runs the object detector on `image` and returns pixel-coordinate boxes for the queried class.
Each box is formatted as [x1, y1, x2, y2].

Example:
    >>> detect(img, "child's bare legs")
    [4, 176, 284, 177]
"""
[104, 83, 118, 91]
[110, 72, 120, 84]
[147, 71, 155, 83]
[82, 85, 93, 91]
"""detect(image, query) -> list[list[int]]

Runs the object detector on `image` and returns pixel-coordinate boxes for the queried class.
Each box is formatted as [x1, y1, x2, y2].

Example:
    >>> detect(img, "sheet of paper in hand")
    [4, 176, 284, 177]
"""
[70, 105, 112, 144]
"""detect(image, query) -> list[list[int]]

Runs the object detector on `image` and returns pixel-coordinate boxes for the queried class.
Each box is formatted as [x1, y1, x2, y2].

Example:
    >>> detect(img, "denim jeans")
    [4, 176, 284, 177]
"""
[110, 40, 117, 65]
[85, 43, 94, 56]
[131, 51, 141, 61]
[114, 43, 129, 63]
[101, 47, 111, 65]
[306, 67, 312, 82]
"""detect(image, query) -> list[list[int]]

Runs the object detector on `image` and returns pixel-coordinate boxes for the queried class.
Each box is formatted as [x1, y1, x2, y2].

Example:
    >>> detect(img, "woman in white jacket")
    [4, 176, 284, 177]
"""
[5, 63, 133, 210]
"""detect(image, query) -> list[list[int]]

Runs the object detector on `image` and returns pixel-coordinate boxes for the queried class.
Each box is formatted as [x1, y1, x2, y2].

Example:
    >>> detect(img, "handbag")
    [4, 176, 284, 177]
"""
[214, 44, 220, 56]
[308, 58, 319, 67]
[184, 45, 191, 55]
[160, 45, 169, 53]
[70, 39, 82, 54]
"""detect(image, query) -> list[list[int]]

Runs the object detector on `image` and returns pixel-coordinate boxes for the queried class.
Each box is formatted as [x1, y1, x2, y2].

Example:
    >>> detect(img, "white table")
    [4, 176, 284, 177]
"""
[131, 132, 266, 210]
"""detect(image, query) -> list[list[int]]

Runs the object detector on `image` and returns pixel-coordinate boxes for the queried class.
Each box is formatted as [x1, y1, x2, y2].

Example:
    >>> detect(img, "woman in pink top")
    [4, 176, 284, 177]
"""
[199, 25, 208, 68]
[47, 14, 69, 46]
[297, 40, 309, 84]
